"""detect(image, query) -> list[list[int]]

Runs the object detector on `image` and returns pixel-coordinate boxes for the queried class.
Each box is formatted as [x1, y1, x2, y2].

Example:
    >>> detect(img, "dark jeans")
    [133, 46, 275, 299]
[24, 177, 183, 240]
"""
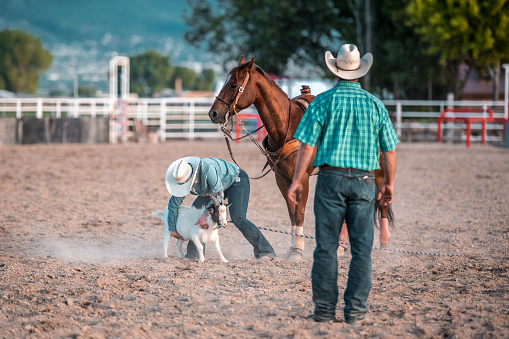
[186, 169, 276, 259]
[312, 168, 375, 322]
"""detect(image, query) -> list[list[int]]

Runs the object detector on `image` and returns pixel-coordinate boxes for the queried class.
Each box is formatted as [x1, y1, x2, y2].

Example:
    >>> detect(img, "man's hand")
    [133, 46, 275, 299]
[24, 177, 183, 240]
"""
[288, 181, 304, 206]
[171, 231, 183, 239]
[194, 212, 209, 229]
[379, 149, 397, 207]
[377, 184, 394, 207]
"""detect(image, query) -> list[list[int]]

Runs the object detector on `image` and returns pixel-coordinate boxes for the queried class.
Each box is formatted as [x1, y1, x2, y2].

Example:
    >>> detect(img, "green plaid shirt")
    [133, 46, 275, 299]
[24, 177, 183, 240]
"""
[294, 81, 399, 171]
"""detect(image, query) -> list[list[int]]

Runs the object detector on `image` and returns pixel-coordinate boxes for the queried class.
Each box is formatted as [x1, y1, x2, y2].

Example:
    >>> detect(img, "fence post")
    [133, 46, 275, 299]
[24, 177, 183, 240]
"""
[74, 99, 80, 118]
[16, 99, 22, 119]
[466, 120, 471, 148]
[142, 99, 148, 124]
[446, 93, 455, 142]
[56, 100, 61, 118]
[159, 99, 166, 142]
[189, 100, 195, 141]
[109, 99, 117, 144]
[36, 99, 43, 119]
[437, 119, 443, 142]
[503, 64, 509, 147]
[396, 102, 402, 138]
[482, 120, 487, 145]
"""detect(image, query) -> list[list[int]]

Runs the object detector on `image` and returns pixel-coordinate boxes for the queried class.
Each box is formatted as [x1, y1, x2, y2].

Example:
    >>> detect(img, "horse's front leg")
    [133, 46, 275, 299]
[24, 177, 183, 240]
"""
[275, 173, 309, 261]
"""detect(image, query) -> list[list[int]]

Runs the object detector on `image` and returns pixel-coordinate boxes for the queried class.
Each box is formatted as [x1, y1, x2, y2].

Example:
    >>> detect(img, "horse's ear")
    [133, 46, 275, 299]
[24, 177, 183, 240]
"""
[247, 57, 255, 70]
[239, 55, 246, 65]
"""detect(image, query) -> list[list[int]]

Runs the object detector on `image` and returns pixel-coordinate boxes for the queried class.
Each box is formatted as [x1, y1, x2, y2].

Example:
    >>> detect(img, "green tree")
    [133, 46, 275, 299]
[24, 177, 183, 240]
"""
[171, 66, 197, 90]
[370, 0, 453, 99]
[194, 68, 215, 91]
[0, 29, 53, 94]
[184, 0, 353, 75]
[78, 86, 97, 97]
[129, 50, 174, 97]
[183, 0, 452, 99]
[407, 0, 509, 100]
[48, 88, 71, 97]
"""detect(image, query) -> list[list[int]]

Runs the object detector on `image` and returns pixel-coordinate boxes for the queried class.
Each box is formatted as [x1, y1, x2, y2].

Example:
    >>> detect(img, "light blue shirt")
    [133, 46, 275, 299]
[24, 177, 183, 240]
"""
[167, 158, 239, 231]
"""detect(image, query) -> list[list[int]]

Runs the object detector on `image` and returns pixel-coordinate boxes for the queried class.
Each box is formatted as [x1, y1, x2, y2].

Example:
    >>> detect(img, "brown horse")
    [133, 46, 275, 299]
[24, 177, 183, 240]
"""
[209, 56, 393, 260]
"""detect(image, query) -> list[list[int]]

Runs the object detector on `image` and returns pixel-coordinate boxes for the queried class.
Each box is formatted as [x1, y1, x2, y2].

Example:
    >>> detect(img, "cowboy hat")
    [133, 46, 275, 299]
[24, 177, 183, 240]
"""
[325, 44, 373, 80]
[165, 156, 200, 197]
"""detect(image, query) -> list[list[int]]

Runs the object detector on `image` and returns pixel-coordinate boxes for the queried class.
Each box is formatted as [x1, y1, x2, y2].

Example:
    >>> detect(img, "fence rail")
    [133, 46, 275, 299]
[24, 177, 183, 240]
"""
[0, 97, 507, 144]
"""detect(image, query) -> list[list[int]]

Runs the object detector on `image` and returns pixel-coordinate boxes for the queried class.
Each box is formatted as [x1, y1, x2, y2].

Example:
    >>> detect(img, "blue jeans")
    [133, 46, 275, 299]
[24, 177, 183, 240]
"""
[186, 169, 276, 259]
[312, 168, 375, 322]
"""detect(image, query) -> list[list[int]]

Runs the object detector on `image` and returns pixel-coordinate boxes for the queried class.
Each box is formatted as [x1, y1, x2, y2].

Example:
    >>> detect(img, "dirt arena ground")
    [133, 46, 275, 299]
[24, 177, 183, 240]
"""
[0, 140, 508, 338]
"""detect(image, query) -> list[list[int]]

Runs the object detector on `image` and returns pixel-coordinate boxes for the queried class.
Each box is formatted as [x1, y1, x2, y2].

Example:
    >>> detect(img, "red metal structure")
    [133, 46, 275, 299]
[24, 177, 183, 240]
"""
[437, 108, 507, 147]
[235, 113, 266, 143]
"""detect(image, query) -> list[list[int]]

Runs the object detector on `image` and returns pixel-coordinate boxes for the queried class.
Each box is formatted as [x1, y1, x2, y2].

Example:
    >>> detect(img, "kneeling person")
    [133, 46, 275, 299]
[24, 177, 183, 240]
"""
[166, 156, 276, 260]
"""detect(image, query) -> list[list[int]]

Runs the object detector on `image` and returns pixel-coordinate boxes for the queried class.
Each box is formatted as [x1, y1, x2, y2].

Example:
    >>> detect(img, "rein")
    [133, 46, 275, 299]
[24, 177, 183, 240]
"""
[222, 103, 293, 179]
[221, 114, 273, 180]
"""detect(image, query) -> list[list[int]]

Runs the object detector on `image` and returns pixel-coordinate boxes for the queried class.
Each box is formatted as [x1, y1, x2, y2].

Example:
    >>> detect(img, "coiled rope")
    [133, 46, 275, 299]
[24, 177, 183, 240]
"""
[257, 226, 464, 257]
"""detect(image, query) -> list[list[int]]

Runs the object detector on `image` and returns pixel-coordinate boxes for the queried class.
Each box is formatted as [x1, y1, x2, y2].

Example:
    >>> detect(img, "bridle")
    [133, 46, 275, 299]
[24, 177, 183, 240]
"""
[215, 68, 293, 180]
[215, 70, 251, 125]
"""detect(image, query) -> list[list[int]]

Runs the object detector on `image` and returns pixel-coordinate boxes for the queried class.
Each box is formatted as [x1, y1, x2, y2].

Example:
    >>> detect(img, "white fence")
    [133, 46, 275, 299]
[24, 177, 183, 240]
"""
[0, 97, 507, 144]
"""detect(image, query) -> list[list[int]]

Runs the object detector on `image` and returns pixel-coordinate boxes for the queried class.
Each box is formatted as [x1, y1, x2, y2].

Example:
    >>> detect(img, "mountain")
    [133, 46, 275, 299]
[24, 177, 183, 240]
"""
[0, 0, 221, 96]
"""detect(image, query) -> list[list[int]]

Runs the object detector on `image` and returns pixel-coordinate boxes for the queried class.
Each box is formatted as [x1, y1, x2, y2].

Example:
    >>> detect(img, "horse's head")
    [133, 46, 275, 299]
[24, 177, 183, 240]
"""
[209, 56, 256, 124]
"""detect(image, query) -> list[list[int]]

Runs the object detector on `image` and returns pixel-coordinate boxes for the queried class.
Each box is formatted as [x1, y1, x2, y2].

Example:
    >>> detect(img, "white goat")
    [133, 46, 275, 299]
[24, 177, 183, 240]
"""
[152, 197, 229, 263]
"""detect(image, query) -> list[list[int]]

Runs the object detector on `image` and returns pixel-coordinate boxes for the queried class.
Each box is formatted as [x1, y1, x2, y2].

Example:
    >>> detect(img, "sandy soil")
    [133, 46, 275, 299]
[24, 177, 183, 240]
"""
[0, 141, 508, 338]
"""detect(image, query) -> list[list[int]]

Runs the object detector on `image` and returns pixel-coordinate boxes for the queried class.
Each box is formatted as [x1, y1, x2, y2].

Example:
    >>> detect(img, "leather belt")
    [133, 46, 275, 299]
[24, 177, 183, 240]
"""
[320, 164, 374, 173]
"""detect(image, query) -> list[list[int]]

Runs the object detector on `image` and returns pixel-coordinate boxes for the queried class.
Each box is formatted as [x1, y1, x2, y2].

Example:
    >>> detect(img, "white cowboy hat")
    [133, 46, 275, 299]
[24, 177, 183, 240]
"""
[325, 44, 373, 80]
[165, 156, 200, 197]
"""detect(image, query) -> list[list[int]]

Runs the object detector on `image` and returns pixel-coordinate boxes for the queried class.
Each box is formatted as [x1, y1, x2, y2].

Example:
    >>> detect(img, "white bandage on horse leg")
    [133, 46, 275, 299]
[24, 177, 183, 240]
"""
[379, 217, 390, 244]
[291, 226, 305, 250]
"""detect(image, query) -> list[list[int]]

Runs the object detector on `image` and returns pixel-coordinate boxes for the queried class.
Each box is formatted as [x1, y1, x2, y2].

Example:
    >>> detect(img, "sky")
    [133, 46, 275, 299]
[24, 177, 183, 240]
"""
[0, 0, 189, 44]
[0, 0, 219, 95]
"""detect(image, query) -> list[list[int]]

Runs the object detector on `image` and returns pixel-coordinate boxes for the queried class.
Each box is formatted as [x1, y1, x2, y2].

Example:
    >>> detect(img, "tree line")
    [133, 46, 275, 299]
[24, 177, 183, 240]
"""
[129, 50, 215, 97]
[0, 29, 215, 97]
[2, 0, 508, 100]
[0, 29, 53, 94]
[184, 0, 509, 100]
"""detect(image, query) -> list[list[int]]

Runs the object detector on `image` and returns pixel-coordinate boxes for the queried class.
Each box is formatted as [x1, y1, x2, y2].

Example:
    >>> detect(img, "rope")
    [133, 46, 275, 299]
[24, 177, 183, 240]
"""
[257, 226, 464, 257]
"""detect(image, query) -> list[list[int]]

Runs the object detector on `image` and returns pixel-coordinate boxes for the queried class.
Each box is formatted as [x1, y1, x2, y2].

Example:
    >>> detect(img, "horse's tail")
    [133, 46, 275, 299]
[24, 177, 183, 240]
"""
[375, 203, 395, 229]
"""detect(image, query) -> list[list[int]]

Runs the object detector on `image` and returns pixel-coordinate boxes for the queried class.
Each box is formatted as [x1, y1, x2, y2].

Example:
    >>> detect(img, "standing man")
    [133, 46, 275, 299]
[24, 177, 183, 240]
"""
[288, 44, 399, 323]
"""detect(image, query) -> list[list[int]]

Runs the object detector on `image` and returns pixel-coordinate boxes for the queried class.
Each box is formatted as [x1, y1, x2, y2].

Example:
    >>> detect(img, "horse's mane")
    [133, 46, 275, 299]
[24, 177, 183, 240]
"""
[252, 65, 289, 99]
[229, 62, 289, 99]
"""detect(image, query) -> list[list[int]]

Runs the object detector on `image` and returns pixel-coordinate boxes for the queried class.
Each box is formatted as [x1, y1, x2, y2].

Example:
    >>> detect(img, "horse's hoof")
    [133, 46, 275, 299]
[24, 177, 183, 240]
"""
[338, 243, 349, 256]
[380, 243, 389, 249]
[287, 247, 304, 261]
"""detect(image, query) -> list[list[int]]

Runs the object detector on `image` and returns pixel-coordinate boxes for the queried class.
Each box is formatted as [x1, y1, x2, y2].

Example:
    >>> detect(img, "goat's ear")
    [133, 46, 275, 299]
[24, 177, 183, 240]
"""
[226, 203, 233, 207]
